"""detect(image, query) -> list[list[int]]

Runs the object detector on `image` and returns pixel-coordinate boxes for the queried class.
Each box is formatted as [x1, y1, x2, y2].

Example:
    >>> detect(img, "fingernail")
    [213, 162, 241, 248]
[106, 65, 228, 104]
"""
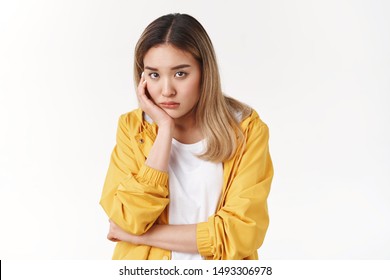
[141, 72, 144, 78]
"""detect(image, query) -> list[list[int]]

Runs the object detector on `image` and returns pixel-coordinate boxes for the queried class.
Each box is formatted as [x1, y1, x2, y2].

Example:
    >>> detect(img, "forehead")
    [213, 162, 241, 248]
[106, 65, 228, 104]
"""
[143, 44, 198, 68]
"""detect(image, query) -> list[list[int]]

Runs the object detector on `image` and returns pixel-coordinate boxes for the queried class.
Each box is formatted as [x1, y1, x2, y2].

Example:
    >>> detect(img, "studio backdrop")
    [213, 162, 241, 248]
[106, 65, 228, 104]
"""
[0, 0, 389, 259]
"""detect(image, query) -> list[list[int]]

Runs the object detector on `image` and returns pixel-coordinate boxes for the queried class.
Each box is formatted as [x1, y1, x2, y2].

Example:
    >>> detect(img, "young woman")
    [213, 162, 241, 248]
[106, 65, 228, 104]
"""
[100, 13, 273, 260]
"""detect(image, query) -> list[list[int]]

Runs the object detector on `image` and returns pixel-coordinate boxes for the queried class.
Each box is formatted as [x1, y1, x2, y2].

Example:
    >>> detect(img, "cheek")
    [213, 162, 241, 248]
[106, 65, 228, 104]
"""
[185, 80, 201, 99]
[182, 75, 201, 92]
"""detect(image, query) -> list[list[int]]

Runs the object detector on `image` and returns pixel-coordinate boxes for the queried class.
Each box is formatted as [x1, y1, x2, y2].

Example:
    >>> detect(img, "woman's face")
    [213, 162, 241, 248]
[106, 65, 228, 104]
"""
[143, 44, 201, 123]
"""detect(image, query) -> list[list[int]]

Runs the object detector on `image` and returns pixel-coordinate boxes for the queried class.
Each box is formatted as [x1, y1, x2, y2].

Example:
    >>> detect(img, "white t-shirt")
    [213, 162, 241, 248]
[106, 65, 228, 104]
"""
[168, 138, 223, 260]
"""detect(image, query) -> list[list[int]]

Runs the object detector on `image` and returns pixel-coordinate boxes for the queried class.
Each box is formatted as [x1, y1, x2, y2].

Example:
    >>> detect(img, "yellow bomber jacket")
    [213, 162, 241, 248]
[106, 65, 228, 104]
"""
[100, 108, 273, 260]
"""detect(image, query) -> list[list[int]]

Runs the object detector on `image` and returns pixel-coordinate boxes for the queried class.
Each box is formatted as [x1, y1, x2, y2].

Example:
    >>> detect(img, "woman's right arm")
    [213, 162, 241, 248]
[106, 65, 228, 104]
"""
[99, 114, 170, 235]
[138, 72, 174, 172]
[100, 73, 174, 236]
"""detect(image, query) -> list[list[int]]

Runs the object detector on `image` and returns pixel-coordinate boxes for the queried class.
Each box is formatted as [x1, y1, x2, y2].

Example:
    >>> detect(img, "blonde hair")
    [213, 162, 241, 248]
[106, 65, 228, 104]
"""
[133, 13, 251, 162]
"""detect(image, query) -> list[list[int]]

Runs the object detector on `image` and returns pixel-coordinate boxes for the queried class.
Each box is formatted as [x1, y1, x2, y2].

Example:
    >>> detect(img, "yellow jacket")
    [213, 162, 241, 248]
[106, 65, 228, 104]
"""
[100, 108, 273, 260]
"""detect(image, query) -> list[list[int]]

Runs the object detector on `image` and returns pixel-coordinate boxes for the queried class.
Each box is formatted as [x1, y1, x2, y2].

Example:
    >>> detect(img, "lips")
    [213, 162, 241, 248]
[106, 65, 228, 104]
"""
[160, 102, 180, 109]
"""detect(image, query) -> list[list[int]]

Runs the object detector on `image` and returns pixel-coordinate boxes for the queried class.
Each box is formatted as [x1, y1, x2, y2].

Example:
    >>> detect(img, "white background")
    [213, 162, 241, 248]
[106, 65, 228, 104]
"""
[0, 0, 389, 259]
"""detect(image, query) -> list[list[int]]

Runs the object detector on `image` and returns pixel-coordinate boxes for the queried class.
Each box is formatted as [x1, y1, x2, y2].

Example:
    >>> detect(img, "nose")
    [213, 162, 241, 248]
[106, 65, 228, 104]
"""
[161, 78, 176, 97]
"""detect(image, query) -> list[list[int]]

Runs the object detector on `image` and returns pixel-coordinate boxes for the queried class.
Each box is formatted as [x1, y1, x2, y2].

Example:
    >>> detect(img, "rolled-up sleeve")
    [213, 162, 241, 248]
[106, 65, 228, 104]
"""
[100, 114, 169, 235]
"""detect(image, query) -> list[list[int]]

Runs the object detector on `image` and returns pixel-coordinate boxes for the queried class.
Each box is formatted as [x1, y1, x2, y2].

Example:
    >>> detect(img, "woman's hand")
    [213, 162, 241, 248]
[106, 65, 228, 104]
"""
[107, 219, 140, 244]
[137, 72, 174, 130]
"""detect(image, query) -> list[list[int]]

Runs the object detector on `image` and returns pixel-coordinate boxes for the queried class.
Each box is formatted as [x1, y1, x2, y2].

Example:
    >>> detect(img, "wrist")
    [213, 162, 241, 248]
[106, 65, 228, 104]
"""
[157, 122, 174, 135]
[131, 234, 144, 245]
[133, 229, 152, 246]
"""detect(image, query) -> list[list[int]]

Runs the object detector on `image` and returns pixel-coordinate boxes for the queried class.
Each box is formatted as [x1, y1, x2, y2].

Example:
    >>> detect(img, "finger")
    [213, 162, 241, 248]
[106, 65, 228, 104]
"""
[137, 75, 147, 95]
[138, 72, 147, 88]
[138, 89, 151, 105]
[137, 76, 148, 104]
[108, 236, 119, 242]
[107, 232, 119, 241]
[137, 86, 155, 111]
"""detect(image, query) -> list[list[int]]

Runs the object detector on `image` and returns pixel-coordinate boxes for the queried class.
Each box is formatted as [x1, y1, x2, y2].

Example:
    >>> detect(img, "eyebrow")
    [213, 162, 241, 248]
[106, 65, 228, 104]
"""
[144, 64, 191, 71]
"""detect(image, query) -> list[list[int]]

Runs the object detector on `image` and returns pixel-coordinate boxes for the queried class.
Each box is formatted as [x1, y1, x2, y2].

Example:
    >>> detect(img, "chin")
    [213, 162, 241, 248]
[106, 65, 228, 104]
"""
[167, 112, 184, 119]
[163, 107, 195, 121]
[161, 108, 179, 116]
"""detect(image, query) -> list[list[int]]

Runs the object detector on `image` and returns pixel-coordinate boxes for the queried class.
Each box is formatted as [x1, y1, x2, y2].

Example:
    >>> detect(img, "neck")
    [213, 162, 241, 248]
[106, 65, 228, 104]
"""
[173, 114, 203, 144]
[172, 106, 197, 131]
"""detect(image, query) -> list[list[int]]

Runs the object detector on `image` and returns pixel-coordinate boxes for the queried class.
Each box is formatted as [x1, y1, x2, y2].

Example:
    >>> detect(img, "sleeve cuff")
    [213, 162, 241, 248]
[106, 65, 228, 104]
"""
[135, 164, 169, 186]
[196, 222, 213, 257]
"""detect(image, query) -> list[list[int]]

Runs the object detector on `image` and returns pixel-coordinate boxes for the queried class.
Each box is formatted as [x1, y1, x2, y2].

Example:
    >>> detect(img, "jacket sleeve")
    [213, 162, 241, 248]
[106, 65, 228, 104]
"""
[100, 114, 169, 235]
[196, 116, 273, 259]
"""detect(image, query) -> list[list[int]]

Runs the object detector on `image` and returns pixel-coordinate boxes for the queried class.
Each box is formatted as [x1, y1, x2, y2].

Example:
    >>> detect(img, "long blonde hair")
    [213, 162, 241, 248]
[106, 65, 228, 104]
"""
[133, 13, 251, 162]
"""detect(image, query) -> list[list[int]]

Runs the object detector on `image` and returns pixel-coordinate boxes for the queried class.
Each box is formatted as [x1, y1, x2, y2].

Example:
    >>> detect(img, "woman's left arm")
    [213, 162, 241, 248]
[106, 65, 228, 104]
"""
[108, 220, 198, 253]
[196, 116, 274, 259]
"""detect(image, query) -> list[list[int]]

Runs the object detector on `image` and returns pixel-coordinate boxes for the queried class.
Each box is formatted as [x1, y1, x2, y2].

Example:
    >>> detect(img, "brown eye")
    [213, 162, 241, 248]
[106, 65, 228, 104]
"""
[175, 71, 187, 78]
[149, 73, 159, 79]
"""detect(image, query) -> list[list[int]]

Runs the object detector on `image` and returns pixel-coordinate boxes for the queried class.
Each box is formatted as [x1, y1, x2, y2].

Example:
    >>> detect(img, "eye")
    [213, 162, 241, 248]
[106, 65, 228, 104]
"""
[149, 72, 159, 79]
[175, 71, 187, 78]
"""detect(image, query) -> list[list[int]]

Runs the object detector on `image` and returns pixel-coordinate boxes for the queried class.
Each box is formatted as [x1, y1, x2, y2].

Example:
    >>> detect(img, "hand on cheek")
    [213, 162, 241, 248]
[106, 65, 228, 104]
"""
[137, 72, 174, 129]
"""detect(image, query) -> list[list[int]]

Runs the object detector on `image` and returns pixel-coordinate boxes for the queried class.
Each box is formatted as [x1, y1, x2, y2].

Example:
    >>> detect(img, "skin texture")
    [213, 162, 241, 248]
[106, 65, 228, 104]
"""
[143, 44, 204, 144]
[143, 44, 201, 126]
[107, 44, 203, 254]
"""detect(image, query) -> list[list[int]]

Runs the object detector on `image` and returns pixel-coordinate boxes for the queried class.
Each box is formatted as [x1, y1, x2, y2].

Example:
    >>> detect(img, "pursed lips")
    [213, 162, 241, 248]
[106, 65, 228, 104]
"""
[159, 102, 180, 108]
